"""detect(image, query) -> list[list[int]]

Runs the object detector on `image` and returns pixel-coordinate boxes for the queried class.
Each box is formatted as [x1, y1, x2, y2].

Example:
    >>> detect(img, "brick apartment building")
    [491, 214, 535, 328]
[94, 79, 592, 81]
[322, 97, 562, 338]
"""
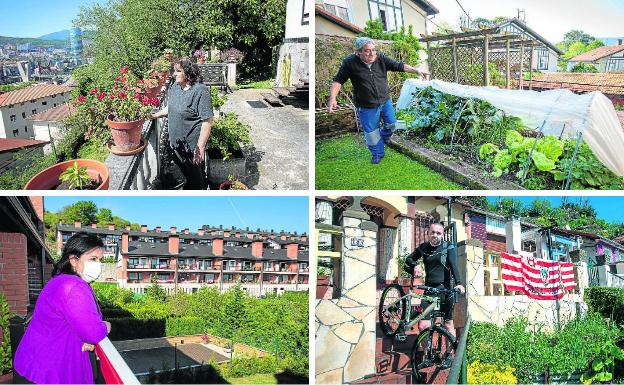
[0, 196, 54, 317]
[57, 222, 309, 297]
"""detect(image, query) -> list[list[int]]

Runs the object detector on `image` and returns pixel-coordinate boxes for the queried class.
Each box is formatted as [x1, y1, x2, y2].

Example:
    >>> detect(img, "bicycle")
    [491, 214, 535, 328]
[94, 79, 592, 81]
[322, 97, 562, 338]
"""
[378, 276, 460, 383]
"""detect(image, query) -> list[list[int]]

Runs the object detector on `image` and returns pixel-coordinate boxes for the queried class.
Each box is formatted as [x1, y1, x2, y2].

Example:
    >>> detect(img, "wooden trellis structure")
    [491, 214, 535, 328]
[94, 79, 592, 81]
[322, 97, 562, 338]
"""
[420, 27, 544, 89]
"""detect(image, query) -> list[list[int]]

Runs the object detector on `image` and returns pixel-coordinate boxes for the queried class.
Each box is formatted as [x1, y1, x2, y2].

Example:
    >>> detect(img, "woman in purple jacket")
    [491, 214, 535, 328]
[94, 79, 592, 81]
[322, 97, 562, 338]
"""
[14, 232, 111, 384]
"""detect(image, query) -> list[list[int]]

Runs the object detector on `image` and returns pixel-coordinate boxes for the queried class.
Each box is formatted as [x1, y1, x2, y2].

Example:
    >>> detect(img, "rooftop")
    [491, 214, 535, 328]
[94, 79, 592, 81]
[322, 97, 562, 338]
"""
[315, 5, 364, 34]
[0, 138, 48, 153]
[570, 45, 624, 62]
[530, 72, 624, 95]
[0, 83, 72, 107]
[27, 103, 73, 122]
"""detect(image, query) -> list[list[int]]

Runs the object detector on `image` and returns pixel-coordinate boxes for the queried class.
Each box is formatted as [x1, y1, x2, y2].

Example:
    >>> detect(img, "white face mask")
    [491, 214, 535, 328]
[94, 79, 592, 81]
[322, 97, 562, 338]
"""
[80, 261, 102, 283]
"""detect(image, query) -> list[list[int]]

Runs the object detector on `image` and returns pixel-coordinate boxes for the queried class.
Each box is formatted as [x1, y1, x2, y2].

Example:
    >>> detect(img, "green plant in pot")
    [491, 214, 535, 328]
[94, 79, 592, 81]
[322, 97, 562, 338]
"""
[209, 112, 252, 160]
[59, 161, 92, 190]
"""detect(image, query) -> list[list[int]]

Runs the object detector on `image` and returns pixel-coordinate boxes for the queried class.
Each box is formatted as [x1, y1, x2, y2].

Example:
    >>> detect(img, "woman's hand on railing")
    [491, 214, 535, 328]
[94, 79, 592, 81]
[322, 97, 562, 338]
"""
[82, 342, 96, 352]
[104, 321, 111, 334]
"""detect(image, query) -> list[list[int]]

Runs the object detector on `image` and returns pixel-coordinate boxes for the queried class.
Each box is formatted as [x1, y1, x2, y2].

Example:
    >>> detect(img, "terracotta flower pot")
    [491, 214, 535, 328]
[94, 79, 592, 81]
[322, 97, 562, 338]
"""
[24, 159, 109, 190]
[219, 180, 248, 190]
[107, 118, 145, 152]
[316, 276, 331, 299]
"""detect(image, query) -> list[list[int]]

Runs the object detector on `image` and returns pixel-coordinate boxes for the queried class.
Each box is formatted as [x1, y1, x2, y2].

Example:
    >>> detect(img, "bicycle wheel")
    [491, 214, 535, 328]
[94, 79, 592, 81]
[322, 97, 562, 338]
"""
[410, 325, 457, 383]
[378, 284, 406, 337]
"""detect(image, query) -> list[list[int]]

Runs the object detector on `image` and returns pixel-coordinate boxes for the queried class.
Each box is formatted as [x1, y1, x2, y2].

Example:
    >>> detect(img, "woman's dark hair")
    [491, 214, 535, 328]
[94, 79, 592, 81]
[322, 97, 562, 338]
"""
[175, 57, 203, 86]
[52, 232, 104, 276]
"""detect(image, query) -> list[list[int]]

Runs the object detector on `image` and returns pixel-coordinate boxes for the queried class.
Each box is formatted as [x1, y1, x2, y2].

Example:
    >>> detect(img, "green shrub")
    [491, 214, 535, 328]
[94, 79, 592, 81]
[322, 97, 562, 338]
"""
[165, 317, 206, 336]
[468, 360, 517, 384]
[101, 307, 133, 318]
[107, 318, 166, 340]
[0, 293, 12, 374]
[123, 300, 171, 320]
[584, 286, 624, 326]
[222, 354, 280, 378]
[92, 282, 135, 306]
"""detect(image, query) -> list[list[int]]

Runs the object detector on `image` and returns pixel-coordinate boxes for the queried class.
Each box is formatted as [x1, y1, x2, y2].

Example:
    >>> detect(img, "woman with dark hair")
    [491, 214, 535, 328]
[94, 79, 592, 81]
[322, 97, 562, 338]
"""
[152, 57, 214, 189]
[13, 232, 111, 384]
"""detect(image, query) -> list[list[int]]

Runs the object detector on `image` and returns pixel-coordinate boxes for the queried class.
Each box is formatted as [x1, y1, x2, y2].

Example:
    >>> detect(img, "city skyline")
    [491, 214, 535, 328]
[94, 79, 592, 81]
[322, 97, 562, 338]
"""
[0, 0, 102, 38]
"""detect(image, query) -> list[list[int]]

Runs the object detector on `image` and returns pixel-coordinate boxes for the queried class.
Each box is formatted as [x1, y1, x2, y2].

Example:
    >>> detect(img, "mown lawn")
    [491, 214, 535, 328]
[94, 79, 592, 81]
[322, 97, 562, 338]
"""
[316, 134, 464, 190]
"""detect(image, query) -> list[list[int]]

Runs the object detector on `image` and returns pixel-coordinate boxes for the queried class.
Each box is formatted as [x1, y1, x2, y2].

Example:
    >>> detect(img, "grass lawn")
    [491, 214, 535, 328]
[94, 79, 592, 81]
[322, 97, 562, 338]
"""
[225, 373, 278, 384]
[238, 79, 274, 89]
[316, 134, 464, 190]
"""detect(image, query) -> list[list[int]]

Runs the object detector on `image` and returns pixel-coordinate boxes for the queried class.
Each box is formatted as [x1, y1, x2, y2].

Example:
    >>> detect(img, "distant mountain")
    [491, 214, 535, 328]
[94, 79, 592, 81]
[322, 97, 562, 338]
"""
[38, 30, 70, 41]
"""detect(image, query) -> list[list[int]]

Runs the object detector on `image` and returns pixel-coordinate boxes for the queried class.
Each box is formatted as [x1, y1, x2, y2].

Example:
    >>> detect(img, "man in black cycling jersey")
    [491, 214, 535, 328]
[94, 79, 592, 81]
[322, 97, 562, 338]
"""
[404, 222, 465, 367]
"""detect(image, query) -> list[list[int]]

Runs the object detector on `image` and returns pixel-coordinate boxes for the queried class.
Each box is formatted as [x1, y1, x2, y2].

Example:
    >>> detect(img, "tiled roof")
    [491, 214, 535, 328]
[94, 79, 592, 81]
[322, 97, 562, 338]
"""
[315, 5, 364, 34]
[411, 0, 439, 16]
[491, 18, 564, 55]
[570, 45, 624, 62]
[58, 224, 123, 236]
[0, 83, 72, 107]
[28, 103, 73, 122]
[531, 72, 624, 95]
[0, 138, 48, 153]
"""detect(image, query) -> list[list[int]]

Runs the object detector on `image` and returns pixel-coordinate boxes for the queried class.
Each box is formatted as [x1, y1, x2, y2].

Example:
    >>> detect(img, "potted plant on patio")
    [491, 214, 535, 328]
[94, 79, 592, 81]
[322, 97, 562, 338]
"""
[194, 49, 205, 65]
[316, 266, 332, 299]
[207, 112, 252, 186]
[151, 57, 172, 87]
[24, 159, 109, 190]
[219, 175, 248, 190]
[105, 66, 160, 155]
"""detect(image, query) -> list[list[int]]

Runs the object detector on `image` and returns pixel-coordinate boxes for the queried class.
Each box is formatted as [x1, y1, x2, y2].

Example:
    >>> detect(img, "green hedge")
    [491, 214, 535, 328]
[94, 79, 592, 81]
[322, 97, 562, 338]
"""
[584, 286, 624, 325]
[467, 315, 620, 383]
[108, 318, 166, 340]
[165, 317, 207, 336]
[101, 308, 133, 318]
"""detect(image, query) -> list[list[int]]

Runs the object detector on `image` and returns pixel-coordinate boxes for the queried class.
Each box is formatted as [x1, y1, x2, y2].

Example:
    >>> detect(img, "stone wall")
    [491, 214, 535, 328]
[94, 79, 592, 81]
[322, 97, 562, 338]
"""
[316, 198, 377, 384]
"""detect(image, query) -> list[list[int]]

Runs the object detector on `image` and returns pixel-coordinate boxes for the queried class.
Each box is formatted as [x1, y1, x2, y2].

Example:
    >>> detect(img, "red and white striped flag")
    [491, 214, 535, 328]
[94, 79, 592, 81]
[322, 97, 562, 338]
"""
[501, 253, 576, 300]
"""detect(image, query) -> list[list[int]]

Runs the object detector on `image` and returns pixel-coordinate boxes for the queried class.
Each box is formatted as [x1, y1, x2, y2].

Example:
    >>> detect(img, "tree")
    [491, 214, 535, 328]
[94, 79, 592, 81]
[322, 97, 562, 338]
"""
[434, 21, 456, 35]
[60, 200, 98, 225]
[97, 208, 113, 225]
[564, 30, 594, 46]
[493, 198, 524, 218]
[144, 274, 167, 302]
[571, 63, 598, 73]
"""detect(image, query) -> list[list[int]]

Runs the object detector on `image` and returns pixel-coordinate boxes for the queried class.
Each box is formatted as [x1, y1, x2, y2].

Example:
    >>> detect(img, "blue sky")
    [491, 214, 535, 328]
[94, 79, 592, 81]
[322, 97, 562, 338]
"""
[0, 0, 102, 38]
[433, 0, 624, 43]
[44, 196, 309, 234]
[485, 196, 624, 224]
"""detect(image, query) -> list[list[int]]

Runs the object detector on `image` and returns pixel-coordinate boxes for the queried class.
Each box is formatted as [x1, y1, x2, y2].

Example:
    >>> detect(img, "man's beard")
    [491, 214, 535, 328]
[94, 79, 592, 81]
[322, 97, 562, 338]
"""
[430, 239, 441, 247]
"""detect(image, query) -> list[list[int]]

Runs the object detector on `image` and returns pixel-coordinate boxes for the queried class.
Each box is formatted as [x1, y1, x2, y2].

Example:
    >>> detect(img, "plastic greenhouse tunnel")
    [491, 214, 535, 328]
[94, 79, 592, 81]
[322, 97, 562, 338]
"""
[396, 79, 624, 190]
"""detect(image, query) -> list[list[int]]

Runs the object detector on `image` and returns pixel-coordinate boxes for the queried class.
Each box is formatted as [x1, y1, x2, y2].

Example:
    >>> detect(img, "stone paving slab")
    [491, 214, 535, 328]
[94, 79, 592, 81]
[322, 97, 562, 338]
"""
[120, 343, 229, 375]
[221, 88, 309, 190]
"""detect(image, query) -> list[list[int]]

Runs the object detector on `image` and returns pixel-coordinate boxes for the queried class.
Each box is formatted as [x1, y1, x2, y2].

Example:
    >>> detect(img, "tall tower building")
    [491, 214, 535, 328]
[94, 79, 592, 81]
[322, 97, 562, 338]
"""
[69, 27, 83, 58]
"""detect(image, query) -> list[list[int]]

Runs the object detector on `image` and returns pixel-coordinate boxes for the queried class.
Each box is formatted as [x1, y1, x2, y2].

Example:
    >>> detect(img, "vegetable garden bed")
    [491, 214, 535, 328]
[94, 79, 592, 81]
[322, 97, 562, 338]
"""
[396, 85, 624, 190]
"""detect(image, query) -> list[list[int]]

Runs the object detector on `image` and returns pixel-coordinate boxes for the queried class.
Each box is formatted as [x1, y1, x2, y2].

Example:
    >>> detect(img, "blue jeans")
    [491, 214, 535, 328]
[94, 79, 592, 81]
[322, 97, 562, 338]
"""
[357, 98, 397, 157]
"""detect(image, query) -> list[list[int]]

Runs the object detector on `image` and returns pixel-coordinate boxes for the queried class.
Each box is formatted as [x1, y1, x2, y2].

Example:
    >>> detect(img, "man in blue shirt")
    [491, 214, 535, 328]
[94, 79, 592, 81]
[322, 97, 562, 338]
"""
[328, 37, 428, 164]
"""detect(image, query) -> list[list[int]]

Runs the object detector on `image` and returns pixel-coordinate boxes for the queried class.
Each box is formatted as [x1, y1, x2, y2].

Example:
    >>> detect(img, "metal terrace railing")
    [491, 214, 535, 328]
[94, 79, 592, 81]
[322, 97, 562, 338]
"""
[446, 316, 471, 385]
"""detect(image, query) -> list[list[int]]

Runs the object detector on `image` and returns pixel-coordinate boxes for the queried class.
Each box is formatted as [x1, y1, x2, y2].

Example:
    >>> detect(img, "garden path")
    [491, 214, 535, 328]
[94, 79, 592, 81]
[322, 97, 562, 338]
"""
[221, 88, 308, 190]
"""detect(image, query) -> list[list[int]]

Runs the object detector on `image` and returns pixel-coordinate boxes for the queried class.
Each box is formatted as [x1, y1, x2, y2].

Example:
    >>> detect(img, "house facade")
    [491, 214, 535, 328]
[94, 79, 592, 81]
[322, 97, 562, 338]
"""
[276, 0, 310, 87]
[315, 0, 438, 37]
[0, 83, 71, 139]
[0, 196, 54, 317]
[56, 222, 309, 297]
[568, 45, 624, 72]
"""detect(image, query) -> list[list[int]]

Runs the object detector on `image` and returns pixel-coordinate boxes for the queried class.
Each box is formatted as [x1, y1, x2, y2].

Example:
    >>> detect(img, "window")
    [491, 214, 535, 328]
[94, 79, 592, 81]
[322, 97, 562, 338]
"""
[12, 129, 18, 137]
[298, 275, 306, 284]
[368, 0, 403, 32]
[323, 0, 352, 22]
[301, 0, 309, 25]
[24, 126, 28, 132]
[223, 273, 234, 282]
[157, 273, 169, 281]
[22, 112, 26, 118]
[10, 115, 16, 122]
[263, 274, 272, 282]
[128, 272, 143, 282]
[31, 109, 36, 115]
[42, 101, 47, 106]
[264, 261, 274, 271]
[299, 263, 308, 271]
[53, 103, 57, 107]
[537, 48, 549, 70]
[62, 233, 71, 242]
[225, 260, 236, 271]
[278, 275, 289, 283]
[242, 274, 254, 282]
[203, 273, 215, 282]
[226, 241, 237, 246]
[280, 262, 288, 271]
[243, 261, 253, 270]
[199, 260, 213, 270]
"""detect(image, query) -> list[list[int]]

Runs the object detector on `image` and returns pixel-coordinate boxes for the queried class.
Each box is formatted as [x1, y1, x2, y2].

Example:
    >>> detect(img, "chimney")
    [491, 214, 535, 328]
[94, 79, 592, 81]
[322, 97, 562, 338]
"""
[141, 225, 147, 233]
[170, 226, 177, 235]
[280, 232, 287, 241]
[224, 230, 230, 237]
[505, 217, 522, 254]
[212, 238, 224, 256]
[108, 223, 115, 231]
[155, 226, 161, 233]
[29, 196, 44, 223]
[247, 233, 253, 239]
[168, 233, 179, 255]
[287, 243, 298, 259]
[91, 224, 97, 229]
[300, 233, 307, 242]
[121, 232, 129, 253]
[74, 221, 81, 228]
[198, 228, 205, 236]
[251, 239, 263, 257]
[235, 231, 240, 238]
[184, 228, 189, 234]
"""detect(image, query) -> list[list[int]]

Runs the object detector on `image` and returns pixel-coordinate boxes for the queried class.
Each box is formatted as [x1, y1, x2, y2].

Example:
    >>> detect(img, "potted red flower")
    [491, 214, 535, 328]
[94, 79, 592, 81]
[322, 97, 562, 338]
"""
[105, 66, 160, 153]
